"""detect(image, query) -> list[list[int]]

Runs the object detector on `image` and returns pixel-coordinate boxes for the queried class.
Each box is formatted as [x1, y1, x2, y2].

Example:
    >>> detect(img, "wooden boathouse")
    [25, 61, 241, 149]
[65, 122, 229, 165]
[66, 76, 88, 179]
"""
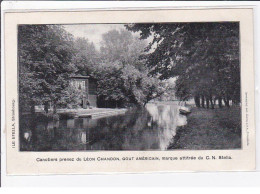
[70, 76, 97, 108]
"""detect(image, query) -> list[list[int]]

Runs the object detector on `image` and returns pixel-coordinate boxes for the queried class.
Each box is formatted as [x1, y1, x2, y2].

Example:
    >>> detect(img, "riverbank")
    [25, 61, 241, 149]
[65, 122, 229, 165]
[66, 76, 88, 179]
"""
[23, 107, 128, 120]
[168, 106, 241, 150]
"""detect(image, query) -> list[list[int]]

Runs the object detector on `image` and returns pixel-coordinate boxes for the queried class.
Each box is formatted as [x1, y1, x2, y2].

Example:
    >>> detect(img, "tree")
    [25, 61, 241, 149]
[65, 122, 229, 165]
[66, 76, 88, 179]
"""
[58, 84, 82, 109]
[92, 29, 164, 107]
[72, 37, 99, 76]
[126, 22, 240, 108]
[100, 29, 147, 69]
[93, 62, 164, 107]
[18, 25, 75, 113]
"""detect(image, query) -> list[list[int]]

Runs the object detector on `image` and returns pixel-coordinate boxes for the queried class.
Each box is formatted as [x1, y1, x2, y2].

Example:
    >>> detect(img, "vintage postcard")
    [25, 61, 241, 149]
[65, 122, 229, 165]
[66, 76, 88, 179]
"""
[4, 8, 255, 175]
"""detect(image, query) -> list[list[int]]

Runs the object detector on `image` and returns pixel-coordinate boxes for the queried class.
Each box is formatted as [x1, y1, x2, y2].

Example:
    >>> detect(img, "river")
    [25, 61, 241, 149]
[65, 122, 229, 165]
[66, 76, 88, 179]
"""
[20, 103, 187, 151]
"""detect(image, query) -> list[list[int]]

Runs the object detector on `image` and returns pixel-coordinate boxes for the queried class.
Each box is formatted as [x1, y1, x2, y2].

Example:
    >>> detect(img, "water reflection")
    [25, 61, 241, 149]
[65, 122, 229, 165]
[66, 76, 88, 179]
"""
[20, 103, 187, 151]
[23, 131, 32, 142]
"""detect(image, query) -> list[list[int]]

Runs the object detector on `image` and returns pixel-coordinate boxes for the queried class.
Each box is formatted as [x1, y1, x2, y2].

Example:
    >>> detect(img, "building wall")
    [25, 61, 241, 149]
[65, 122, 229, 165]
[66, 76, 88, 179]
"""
[88, 79, 97, 107]
[70, 79, 87, 94]
[89, 81, 96, 95]
[70, 78, 97, 108]
[88, 95, 97, 107]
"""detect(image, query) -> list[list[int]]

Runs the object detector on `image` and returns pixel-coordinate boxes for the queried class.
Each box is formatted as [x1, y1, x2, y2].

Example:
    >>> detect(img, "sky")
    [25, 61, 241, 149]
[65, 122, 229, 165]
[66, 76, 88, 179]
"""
[63, 24, 173, 82]
[63, 24, 129, 49]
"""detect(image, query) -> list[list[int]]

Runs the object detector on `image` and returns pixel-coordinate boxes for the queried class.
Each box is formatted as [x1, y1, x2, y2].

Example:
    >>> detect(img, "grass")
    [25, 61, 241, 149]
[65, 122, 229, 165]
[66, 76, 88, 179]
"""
[168, 106, 241, 150]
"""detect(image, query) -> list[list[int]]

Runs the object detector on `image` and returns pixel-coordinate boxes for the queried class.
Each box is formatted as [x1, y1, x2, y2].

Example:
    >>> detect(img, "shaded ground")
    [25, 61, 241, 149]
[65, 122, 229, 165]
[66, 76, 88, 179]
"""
[168, 106, 241, 150]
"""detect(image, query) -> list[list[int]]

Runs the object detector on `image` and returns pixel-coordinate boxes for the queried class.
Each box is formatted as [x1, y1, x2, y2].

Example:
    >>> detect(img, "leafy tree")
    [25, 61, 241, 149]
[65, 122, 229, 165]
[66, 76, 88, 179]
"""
[18, 25, 75, 113]
[100, 29, 147, 69]
[126, 22, 240, 108]
[92, 29, 164, 107]
[72, 37, 99, 76]
[93, 62, 164, 107]
[58, 85, 82, 109]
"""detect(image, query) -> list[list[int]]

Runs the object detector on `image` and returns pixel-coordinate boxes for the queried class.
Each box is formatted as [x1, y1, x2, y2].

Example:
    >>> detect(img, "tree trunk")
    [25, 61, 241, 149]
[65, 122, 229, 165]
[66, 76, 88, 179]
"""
[224, 97, 230, 107]
[30, 102, 35, 114]
[214, 98, 217, 106]
[44, 102, 49, 113]
[201, 95, 205, 108]
[53, 102, 57, 114]
[194, 95, 200, 108]
[206, 97, 210, 109]
[218, 98, 223, 108]
[209, 95, 214, 109]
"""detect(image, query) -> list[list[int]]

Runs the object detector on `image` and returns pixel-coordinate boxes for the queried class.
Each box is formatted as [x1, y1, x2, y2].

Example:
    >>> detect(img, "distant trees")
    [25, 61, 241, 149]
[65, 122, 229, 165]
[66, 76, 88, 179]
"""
[100, 29, 147, 69]
[72, 37, 99, 76]
[93, 62, 164, 107]
[126, 22, 240, 108]
[93, 29, 164, 107]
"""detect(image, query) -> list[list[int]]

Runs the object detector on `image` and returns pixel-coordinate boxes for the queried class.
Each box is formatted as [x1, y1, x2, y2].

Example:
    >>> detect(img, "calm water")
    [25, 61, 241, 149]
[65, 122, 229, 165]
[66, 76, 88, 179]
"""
[20, 103, 187, 151]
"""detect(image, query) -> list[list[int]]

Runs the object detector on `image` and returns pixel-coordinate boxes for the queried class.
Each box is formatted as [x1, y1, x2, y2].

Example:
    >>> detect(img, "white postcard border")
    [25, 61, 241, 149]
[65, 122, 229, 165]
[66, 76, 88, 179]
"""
[3, 8, 255, 175]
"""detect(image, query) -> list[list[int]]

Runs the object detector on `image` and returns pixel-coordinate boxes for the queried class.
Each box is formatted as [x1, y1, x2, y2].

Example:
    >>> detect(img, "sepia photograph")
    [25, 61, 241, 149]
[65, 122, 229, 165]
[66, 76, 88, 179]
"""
[18, 22, 241, 152]
[4, 8, 255, 174]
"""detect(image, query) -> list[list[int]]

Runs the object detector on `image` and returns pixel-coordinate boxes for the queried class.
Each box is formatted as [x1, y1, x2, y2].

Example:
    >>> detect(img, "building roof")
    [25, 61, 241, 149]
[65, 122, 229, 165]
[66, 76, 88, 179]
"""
[70, 75, 97, 81]
[70, 75, 90, 79]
